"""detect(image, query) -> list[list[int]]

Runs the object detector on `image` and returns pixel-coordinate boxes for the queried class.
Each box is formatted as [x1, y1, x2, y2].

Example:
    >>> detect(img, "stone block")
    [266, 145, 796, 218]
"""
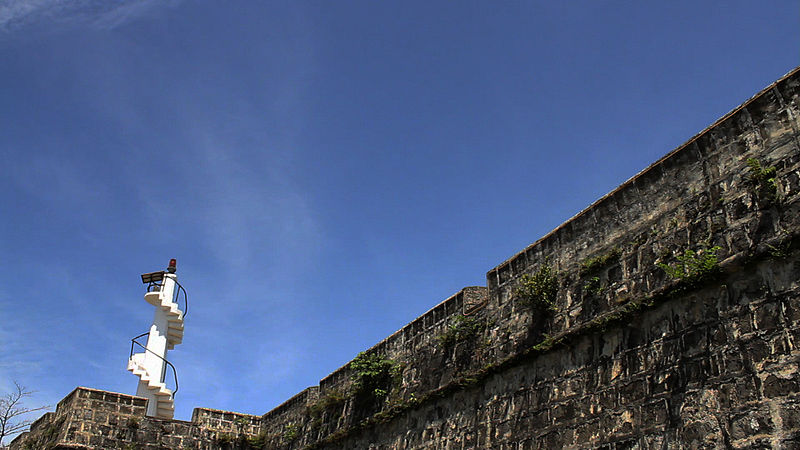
[730, 408, 773, 441]
[762, 374, 799, 398]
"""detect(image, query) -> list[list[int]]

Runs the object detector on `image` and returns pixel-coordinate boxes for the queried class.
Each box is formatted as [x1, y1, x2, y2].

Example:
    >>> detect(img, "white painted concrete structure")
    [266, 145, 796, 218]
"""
[127, 261, 185, 419]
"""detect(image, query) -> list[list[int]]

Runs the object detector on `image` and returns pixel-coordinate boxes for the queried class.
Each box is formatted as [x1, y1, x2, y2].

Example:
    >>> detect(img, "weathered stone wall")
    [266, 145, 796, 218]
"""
[9, 387, 261, 449]
[319, 253, 800, 448]
[252, 286, 491, 449]
[298, 65, 800, 449]
[483, 65, 800, 366]
[11, 66, 800, 449]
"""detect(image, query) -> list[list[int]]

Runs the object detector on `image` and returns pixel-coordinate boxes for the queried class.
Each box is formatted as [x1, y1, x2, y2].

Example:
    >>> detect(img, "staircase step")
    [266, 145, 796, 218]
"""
[166, 313, 182, 321]
[144, 291, 162, 306]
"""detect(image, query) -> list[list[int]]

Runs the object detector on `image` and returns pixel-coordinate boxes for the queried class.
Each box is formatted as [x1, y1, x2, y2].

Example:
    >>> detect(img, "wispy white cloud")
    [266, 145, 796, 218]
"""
[0, 0, 48, 30]
[89, 0, 177, 30]
[0, 0, 179, 32]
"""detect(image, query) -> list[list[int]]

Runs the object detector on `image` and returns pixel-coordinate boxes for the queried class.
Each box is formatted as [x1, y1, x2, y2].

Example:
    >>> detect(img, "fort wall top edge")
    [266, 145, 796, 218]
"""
[487, 65, 800, 283]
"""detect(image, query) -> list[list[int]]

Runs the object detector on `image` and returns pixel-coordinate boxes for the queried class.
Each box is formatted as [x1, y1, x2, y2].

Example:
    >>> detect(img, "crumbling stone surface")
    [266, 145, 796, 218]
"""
[320, 255, 800, 448]
[11, 66, 800, 449]
[9, 388, 261, 449]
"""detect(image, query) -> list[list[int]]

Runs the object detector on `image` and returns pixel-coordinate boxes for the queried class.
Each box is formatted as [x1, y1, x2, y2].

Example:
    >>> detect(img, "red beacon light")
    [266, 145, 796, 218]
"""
[167, 258, 177, 273]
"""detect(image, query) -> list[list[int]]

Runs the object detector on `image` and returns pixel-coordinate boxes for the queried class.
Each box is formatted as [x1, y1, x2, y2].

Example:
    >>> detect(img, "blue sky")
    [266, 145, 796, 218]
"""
[1, 0, 797, 435]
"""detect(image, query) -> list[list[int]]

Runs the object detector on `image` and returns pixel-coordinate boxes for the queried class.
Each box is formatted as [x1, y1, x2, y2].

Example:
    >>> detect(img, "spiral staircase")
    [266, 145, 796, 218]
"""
[126, 352, 178, 419]
[127, 262, 187, 419]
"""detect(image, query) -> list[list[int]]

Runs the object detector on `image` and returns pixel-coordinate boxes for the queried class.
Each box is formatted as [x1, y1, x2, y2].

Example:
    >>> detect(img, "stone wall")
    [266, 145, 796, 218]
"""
[252, 285, 492, 449]
[11, 66, 800, 449]
[300, 65, 800, 449]
[318, 252, 800, 448]
[9, 387, 262, 449]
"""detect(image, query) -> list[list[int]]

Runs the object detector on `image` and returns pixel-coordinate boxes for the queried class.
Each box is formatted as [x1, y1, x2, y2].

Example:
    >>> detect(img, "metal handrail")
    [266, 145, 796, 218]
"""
[173, 280, 188, 318]
[129, 333, 179, 397]
[143, 278, 188, 318]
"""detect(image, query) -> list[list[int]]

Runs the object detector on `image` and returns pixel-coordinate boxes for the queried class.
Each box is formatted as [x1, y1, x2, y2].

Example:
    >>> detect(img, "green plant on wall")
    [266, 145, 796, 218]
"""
[308, 390, 345, 420]
[767, 235, 792, 259]
[579, 247, 621, 274]
[350, 352, 399, 401]
[282, 423, 299, 443]
[532, 334, 561, 352]
[307, 390, 346, 430]
[514, 263, 559, 313]
[246, 431, 269, 449]
[583, 276, 605, 297]
[657, 246, 721, 285]
[437, 315, 485, 347]
[747, 158, 779, 203]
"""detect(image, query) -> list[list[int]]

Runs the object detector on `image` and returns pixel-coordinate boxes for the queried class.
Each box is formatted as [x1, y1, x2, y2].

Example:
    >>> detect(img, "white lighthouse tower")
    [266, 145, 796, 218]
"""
[127, 258, 186, 419]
